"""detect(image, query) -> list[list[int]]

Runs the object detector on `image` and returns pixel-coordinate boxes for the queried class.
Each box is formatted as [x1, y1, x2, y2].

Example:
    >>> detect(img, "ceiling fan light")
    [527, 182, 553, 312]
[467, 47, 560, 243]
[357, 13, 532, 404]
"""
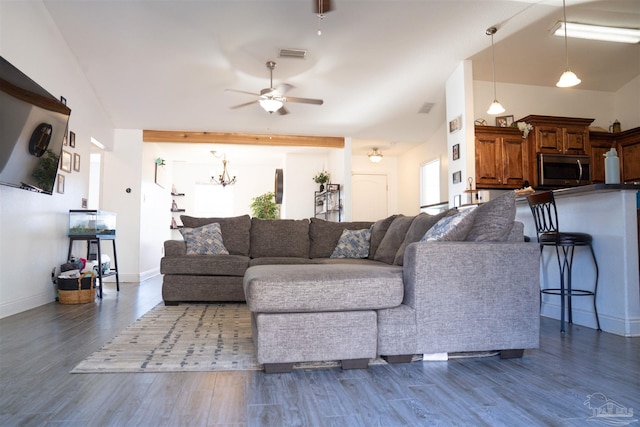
[556, 70, 581, 87]
[259, 98, 284, 113]
[487, 100, 506, 115]
[368, 148, 383, 163]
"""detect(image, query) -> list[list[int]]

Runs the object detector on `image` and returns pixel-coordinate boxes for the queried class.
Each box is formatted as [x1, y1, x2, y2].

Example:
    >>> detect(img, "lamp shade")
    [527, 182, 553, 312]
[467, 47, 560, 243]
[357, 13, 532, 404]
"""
[487, 100, 505, 115]
[259, 98, 284, 113]
[556, 70, 581, 88]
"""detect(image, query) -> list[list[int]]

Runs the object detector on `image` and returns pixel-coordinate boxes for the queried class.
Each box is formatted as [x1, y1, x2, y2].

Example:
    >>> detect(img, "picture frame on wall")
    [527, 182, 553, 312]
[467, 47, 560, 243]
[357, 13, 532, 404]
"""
[449, 115, 462, 133]
[57, 174, 65, 194]
[60, 150, 72, 173]
[452, 143, 460, 161]
[453, 170, 462, 184]
[69, 131, 76, 148]
[496, 115, 514, 127]
[73, 153, 81, 172]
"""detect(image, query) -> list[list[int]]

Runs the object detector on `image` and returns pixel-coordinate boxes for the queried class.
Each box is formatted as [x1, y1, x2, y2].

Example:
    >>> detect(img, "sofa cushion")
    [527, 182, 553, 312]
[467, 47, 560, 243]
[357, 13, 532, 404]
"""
[464, 191, 516, 242]
[180, 214, 251, 256]
[330, 228, 372, 259]
[421, 208, 477, 241]
[249, 257, 315, 267]
[373, 215, 415, 264]
[368, 215, 398, 260]
[393, 210, 453, 265]
[179, 222, 229, 255]
[309, 218, 374, 258]
[160, 254, 249, 276]
[250, 218, 310, 258]
[244, 264, 404, 313]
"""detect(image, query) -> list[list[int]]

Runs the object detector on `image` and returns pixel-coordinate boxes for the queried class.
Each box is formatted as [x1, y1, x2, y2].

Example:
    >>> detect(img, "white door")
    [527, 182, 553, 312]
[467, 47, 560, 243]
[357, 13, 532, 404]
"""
[352, 174, 388, 221]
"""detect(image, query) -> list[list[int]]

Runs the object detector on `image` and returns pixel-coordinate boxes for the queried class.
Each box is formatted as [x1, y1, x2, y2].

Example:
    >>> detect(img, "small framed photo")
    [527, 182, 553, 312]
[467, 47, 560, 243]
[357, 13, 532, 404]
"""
[60, 150, 72, 173]
[73, 153, 81, 172]
[452, 144, 460, 161]
[449, 115, 462, 134]
[60, 96, 67, 105]
[57, 174, 65, 194]
[453, 194, 462, 208]
[453, 170, 462, 184]
[496, 115, 514, 128]
[327, 183, 340, 191]
[69, 131, 76, 148]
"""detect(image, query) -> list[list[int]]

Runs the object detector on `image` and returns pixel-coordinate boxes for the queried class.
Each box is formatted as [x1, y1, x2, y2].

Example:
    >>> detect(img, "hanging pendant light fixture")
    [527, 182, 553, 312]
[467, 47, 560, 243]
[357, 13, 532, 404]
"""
[486, 27, 505, 115]
[211, 151, 237, 187]
[368, 148, 383, 163]
[556, 0, 581, 88]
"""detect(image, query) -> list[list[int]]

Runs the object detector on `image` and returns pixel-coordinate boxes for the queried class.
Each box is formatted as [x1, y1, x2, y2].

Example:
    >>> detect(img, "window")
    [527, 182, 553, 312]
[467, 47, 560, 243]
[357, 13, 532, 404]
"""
[420, 159, 440, 207]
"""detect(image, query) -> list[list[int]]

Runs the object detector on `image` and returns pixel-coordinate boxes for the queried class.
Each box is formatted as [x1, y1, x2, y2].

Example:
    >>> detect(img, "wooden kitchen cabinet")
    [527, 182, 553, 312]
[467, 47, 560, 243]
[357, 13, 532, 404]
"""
[589, 127, 640, 183]
[520, 115, 593, 155]
[475, 126, 529, 189]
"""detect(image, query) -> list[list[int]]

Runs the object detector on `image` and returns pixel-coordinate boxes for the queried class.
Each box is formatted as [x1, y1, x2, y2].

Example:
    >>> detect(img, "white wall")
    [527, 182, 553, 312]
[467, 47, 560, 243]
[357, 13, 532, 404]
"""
[473, 79, 639, 131]
[0, 1, 114, 318]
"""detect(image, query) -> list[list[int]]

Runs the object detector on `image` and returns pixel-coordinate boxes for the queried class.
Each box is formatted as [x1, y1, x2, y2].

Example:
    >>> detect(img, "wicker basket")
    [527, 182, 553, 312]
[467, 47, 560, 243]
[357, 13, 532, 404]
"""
[58, 272, 96, 304]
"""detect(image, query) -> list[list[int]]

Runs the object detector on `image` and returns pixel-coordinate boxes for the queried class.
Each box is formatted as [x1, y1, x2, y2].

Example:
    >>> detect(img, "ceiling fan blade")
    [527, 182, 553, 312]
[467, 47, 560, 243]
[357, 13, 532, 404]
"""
[314, 0, 333, 14]
[229, 100, 258, 109]
[277, 106, 289, 115]
[285, 96, 324, 105]
[225, 88, 260, 97]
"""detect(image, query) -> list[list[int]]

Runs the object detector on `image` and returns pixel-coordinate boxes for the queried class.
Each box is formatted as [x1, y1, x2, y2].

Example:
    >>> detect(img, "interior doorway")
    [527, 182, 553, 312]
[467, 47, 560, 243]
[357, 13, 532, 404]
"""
[351, 174, 388, 221]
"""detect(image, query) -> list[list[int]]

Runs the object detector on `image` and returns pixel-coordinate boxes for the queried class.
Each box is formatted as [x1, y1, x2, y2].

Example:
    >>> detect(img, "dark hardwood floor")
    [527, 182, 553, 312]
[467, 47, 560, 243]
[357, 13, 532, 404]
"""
[1, 276, 638, 426]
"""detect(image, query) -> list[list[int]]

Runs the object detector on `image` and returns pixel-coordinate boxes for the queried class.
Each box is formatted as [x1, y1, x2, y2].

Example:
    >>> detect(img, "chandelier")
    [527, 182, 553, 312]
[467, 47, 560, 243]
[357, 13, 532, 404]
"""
[211, 151, 237, 187]
[368, 148, 383, 163]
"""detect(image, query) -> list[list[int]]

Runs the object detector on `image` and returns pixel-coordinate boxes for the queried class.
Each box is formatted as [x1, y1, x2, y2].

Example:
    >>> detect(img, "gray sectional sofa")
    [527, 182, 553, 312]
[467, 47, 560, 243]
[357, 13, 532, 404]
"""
[160, 191, 541, 372]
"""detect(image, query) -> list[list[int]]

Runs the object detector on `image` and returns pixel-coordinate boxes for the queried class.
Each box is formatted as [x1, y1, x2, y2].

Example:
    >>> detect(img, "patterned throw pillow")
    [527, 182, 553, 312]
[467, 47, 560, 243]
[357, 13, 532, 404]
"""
[180, 222, 229, 255]
[420, 208, 477, 242]
[330, 228, 372, 258]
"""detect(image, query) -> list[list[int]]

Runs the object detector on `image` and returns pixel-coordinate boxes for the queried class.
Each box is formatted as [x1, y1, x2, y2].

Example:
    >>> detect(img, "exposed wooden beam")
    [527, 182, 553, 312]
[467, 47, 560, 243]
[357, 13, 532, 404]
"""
[143, 130, 344, 148]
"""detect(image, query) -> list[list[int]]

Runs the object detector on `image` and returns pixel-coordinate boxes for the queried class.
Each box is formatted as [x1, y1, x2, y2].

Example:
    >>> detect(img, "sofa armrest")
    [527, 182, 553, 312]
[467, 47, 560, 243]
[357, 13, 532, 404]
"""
[403, 241, 540, 353]
[164, 240, 186, 256]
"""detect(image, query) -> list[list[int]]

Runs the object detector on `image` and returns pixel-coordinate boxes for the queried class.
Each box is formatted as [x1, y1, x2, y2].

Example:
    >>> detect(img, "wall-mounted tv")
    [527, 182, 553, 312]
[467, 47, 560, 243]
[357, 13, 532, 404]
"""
[0, 56, 71, 195]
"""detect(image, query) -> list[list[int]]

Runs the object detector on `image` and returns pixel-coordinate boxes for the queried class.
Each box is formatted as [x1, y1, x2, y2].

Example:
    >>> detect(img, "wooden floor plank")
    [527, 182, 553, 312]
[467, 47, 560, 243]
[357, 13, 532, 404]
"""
[1, 277, 639, 427]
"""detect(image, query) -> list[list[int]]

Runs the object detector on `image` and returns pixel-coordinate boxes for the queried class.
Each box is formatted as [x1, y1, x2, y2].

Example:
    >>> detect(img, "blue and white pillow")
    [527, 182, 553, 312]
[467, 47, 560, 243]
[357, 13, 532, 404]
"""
[180, 222, 229, 255]
[330, 228, 372, 258]
[420, 208, 476, 242]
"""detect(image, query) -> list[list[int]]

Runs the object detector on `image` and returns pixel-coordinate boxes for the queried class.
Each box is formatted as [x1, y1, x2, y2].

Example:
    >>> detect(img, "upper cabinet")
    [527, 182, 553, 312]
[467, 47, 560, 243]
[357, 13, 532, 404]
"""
[590, 128, 640, 184]
[521, 115, 593, 156]
[475, 126, 529, 189]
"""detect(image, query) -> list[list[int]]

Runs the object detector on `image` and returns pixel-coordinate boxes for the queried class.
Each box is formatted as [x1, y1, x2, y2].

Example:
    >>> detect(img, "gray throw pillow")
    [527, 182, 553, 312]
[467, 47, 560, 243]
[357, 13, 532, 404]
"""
[464, 191, 516, 242]
[393, 209, 454, 265]
[309, 218, 374, 258]
[330, 228, 372, 259]
[373, 215, 415, 264]
[179, 222, 229, 255]
[180, 214, 251, 256]
[421, 208, 477, 242]
[368, 215, 398, 260]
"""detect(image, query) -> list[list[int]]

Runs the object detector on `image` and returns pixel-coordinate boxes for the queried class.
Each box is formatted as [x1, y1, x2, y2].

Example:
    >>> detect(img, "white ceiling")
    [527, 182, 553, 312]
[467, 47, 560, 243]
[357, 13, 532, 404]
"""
[42, 0, 639, 162]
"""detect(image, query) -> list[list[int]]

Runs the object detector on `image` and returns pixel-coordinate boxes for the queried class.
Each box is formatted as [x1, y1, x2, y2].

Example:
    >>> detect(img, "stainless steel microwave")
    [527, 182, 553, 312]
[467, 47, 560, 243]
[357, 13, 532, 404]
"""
[538, 153, 591, 187]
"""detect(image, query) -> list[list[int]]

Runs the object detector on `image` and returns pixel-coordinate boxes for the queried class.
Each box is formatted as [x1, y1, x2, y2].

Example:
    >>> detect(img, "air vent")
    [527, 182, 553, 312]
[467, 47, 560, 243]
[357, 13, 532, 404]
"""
[279, 48, 307, 59]
[418, 102, 435, 114]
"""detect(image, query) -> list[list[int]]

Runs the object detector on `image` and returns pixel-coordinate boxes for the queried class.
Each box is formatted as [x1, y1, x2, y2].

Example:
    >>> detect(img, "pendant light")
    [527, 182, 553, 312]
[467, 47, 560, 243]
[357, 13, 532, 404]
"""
[556, 0, 581, 88]
[486, 27, 505, 115]
[368, 148, 383, 163]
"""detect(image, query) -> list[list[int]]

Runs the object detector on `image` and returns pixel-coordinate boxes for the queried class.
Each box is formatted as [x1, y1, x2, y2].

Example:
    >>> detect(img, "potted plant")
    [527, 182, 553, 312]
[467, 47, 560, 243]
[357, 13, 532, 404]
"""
[249, 191, 279, 219]
[313, 170, 330, 191]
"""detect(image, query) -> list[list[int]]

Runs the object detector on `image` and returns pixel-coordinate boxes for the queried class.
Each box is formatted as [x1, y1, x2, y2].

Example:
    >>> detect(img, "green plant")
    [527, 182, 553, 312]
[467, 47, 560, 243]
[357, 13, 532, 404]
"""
[31, 149, 60, 193]
[249, 191, 279, 219]
[313, 170, 330, 184]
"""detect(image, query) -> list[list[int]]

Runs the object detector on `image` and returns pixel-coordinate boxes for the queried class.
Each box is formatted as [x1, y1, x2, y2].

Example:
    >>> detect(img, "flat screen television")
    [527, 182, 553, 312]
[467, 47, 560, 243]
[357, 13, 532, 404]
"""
[0, 56, 71, 194]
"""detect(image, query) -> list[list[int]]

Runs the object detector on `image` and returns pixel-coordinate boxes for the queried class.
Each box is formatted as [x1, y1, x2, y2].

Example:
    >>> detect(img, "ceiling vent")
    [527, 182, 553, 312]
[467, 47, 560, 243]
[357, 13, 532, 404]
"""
[279, 48, 307, 59]
[418, 102, 435, 114]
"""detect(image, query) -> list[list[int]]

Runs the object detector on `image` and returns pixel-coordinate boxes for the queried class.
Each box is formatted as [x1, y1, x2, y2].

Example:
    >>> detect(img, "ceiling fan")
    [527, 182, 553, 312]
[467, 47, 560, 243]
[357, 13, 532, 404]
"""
[226, 61, 323, 115]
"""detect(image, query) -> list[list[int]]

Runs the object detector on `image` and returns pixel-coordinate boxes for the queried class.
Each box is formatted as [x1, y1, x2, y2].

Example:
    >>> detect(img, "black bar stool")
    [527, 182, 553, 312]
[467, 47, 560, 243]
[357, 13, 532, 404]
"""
[527, 191, 601, 332]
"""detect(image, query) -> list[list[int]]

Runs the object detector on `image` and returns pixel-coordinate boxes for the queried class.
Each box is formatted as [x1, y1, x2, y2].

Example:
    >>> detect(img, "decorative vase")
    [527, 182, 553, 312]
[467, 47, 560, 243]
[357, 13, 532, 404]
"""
[319, 184, 325, 192]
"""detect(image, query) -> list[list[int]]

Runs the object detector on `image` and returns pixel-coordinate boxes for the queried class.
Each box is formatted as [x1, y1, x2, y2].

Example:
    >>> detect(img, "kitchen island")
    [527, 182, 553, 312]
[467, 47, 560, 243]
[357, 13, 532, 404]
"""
[515, 184, 640, 336]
